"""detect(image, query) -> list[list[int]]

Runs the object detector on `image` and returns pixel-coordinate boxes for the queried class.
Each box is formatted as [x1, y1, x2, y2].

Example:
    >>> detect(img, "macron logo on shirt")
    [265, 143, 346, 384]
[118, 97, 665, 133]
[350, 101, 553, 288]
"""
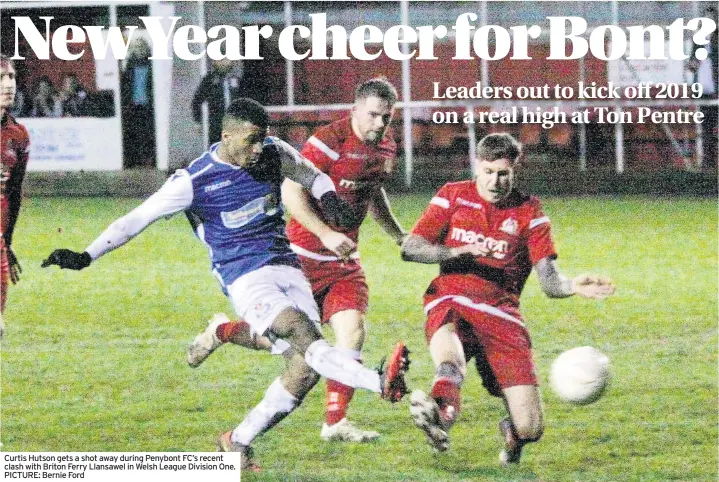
[451, 227, 508, 259]
[204, 179, 232, 193]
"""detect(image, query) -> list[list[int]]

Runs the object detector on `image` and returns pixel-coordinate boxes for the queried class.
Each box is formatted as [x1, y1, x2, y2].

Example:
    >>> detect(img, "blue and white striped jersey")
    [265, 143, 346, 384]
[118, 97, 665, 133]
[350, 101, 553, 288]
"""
[85, 137, 334, 287]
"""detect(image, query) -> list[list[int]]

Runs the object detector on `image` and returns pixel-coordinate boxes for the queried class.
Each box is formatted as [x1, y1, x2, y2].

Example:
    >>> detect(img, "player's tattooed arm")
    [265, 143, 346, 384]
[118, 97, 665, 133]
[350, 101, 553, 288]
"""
[401, 235, 488, 264]
[368, 187, 407, 246]
[535, 257, 616, 299]
[535, 257, 574, 298]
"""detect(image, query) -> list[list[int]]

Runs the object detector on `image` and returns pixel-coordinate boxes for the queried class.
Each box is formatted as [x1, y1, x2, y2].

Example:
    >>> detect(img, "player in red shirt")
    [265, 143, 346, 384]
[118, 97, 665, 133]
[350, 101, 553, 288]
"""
[187, 78, 407, 442]
[402, 133, 615, 464]
[1, 54, 30, 337]
[283, 78, 407, 442]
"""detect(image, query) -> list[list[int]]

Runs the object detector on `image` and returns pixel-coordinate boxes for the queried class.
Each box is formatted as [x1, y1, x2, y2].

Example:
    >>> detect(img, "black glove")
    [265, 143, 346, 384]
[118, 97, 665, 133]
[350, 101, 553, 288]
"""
[6, 245, 21, 284]
[320, 192, 359, 229]
[41, 249, 92, 270]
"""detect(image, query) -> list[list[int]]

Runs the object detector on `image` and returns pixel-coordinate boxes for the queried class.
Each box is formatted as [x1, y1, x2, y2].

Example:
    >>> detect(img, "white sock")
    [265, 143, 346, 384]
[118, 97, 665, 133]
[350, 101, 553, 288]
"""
[336, 346, 362, 361]
[231, 377, 299, 446]
[305, 340, 381, 393]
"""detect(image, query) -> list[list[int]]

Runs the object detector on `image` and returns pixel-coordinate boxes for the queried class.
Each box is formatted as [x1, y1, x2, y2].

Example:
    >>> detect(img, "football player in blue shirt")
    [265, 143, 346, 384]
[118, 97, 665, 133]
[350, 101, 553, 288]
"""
[43, 98, 409, 471]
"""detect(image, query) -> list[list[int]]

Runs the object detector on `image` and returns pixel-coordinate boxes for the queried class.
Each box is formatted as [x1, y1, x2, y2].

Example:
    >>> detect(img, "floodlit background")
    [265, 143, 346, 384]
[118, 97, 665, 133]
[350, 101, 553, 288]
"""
[1, 2, 717, 481]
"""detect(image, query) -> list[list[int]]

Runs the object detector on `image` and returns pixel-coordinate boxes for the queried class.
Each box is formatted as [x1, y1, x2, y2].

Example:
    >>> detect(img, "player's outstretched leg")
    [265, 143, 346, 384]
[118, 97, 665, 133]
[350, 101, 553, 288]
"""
[271, 308, 410, 402]
[217, 308, 408, 471]
[188, 313, 284, 367]
[219, 347, 321, 471]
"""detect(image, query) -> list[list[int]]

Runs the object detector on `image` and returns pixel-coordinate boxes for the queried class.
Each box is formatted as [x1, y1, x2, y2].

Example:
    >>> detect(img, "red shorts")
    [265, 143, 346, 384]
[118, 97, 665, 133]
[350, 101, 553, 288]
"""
[297, 257, 369, 324]
[425, 298, 537, 397]
[1, 239, 8, 313]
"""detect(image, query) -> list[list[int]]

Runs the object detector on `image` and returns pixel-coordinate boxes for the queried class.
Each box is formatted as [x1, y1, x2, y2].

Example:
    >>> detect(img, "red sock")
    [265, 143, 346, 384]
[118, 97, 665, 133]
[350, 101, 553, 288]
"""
[215, 320, 247, 344]
[326, 379, 356, 426]
[431, 378, 461, 428]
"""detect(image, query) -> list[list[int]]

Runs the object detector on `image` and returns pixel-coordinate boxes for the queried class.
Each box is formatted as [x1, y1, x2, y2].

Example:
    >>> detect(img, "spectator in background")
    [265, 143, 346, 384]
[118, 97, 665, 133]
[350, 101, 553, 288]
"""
[29, 76, 61, 118]
[10, 84, 26, 118]
[121, 38, 156, 167]
[686, 6, 718, 165]
[58, 74, 88, 117]
[192, 59, 245, 146]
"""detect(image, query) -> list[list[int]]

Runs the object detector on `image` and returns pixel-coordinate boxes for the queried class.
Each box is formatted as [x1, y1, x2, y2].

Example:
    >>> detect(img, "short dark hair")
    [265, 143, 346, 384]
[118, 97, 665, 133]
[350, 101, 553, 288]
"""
[355, 77, 398, 105]
[222, 98, 269, 130]
[0, 53, 15, 70]
[477, 133, 522, 163]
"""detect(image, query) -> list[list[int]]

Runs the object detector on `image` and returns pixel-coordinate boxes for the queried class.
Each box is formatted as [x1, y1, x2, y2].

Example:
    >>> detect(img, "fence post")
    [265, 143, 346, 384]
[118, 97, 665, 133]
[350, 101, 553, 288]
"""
[401, 0, 413, 188]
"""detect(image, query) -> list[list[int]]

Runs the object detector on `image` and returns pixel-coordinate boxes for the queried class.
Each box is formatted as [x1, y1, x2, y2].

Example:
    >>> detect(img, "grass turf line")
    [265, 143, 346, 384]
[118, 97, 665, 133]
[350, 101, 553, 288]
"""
[1, 195, 716, 481]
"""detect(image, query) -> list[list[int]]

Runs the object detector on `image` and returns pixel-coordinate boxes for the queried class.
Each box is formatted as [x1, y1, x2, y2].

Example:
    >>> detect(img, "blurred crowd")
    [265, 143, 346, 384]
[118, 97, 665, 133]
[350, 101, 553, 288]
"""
[10, 73, 113, 118]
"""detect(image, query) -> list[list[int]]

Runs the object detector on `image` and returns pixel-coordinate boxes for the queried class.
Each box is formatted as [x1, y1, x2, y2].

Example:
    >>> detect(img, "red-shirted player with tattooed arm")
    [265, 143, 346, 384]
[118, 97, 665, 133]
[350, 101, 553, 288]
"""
[402, 133, 615, 465]
[187, 78, 407, 442]
[0, 54, 30, 338]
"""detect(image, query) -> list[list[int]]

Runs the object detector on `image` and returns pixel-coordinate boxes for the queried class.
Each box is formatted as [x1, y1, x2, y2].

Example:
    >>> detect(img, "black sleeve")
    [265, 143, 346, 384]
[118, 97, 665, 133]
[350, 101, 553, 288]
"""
[4, 153, 28, 246]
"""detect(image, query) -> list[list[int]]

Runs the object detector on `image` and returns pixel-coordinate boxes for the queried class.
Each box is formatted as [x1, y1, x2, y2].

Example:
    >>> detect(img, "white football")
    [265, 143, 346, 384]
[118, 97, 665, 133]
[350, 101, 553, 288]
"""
[549, 346, 610, 405]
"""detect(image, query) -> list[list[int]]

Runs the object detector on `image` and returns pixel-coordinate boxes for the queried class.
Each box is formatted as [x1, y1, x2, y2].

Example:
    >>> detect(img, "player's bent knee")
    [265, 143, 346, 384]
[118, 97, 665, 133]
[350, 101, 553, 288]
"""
[514, 420, 544, 442]
[282, 356, 321, 399]
[296, 368, 321, 394]
[271, 308, 321, 353]
[293, 322, 322, 353]
[511, 409, 544, 441]
[503, 384, 544, 441]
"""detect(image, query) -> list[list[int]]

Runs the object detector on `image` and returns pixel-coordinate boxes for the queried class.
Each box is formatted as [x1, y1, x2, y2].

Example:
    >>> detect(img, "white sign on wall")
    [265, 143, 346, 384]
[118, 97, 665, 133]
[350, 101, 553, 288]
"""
[23, 118, 123, 171]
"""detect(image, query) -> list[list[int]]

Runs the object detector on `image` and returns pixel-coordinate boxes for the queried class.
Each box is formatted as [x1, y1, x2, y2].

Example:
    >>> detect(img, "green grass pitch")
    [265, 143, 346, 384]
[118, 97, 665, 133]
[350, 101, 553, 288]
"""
[1, 194, 716, 481]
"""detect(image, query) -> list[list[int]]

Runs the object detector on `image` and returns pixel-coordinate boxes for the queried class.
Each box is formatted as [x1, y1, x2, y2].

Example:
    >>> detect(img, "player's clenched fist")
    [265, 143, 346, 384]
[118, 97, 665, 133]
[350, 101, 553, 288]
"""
[42, 249, 92, 270]
[319, 230, 357, 261]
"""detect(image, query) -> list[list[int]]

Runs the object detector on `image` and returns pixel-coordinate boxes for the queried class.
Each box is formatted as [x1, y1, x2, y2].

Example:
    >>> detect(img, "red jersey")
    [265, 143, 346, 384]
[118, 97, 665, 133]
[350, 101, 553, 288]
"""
[1, 113, 30, 241]
[286, 117, 397, 259]
[411, 181, 556, 310]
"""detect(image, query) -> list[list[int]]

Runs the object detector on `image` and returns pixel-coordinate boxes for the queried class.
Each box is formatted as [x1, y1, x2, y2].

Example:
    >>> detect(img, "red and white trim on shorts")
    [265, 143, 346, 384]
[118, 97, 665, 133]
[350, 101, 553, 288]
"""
[424, 295, 525, 328]
[290, 243, 360, 262]
[307, 136, 340, 161]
